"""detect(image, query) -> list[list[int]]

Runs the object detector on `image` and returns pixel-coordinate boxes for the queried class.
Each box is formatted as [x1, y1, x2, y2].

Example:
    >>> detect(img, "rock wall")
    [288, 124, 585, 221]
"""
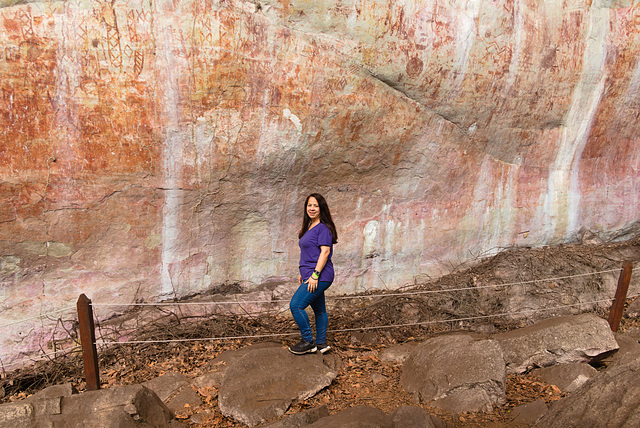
[1, 0, 639, 366]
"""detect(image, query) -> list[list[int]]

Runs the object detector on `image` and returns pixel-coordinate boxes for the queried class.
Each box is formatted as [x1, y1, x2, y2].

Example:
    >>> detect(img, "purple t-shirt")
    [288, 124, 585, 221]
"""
[299, 222, 334, 283]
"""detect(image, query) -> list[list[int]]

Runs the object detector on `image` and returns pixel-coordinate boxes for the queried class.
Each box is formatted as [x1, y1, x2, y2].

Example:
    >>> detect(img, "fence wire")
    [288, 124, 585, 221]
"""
[1, 268, 632, 371]
[95, 297, 619, 345]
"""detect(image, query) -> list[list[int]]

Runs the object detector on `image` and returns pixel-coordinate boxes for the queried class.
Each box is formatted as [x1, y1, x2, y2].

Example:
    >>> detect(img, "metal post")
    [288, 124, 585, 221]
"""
[608, 261, 633, 332]
[77, 293, 100, 390]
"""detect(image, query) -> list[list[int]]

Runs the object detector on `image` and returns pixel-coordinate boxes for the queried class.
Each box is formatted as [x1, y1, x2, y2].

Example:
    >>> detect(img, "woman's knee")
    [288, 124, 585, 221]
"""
[289, 298, 307, 312]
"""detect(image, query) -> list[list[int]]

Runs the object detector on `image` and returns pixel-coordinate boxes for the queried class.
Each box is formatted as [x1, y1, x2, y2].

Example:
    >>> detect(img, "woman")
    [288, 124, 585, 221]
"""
[289, 193, 338, 355]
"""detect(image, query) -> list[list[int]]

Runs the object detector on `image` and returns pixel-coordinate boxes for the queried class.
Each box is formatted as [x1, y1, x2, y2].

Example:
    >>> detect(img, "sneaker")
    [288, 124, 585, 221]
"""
[288, 340, 317, 355]
[317, 343, 331, 354]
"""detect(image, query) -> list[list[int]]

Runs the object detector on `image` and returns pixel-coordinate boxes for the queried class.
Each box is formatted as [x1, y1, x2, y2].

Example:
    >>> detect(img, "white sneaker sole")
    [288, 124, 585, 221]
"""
[288, 346, 317, 355]
[318, 345, 331, 354]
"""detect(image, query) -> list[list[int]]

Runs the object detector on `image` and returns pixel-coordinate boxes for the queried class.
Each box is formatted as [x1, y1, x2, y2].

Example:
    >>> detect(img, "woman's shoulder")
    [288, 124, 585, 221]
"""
[317, 222, 333, 233]
[317, 222, 335, 240]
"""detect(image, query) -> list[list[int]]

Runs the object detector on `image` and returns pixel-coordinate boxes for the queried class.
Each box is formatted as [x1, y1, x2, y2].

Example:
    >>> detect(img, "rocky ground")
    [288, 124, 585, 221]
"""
[2, 237, 639, 426]
[1, 324, 572, 427]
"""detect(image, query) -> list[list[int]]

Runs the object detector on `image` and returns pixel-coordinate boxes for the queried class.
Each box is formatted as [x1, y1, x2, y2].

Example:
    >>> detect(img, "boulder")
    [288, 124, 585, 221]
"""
[0, 383, 78, 428]
[537, 354, 640, 427]
[603, 332, 640, 368]
[60, 384, 173, 427]
[218, 346, 337, 427]
[0, 401, 33, 427]
[308, 405, 393, 428]
[0, 384, 173, 428]
[203, 342, 282, 388]
[493, 314, 619, 373]
[400, 334, 506, 413]
[531, 363, 598, 393]
[389, 405, 452, 428]
[27, 383, 76, 400]
[260, 405, 330, 427]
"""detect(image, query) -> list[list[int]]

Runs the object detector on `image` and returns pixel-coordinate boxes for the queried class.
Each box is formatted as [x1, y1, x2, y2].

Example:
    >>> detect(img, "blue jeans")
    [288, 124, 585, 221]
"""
[290, 281, 332, 344]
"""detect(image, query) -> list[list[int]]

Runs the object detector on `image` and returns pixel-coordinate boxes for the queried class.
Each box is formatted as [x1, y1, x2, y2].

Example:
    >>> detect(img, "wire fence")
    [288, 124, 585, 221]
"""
[94, 296, 623, 346]
[0, 266, 633, 373]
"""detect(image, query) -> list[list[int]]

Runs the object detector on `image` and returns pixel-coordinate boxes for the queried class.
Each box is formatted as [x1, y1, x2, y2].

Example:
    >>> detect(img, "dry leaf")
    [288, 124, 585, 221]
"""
[197, 387, 217, 398]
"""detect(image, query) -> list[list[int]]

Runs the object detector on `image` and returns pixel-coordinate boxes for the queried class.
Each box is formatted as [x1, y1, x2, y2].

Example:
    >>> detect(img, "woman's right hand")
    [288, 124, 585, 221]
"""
[298, 274, 302, 285]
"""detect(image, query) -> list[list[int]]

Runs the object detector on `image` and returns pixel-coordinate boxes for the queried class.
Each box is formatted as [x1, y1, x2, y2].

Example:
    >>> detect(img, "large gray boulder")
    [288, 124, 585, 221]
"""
[536, 354, 640, 428]
[400, 334, 506, 413]
[0, 383, 76, 428]
[606, 332, 640, 368]
[493, 314, 619, 373]
[60, 384, 174, 427]
[204, 342, 282, 388]
[0, 384, 173, 428]
[218, 346, 337, 427]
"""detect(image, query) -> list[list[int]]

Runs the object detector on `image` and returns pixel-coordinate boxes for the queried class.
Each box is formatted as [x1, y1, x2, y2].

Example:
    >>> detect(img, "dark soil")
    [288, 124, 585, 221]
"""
[2, 237, 639, 426]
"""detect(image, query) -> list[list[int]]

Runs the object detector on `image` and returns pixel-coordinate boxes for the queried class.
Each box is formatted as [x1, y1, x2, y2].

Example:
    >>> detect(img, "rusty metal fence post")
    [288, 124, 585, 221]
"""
[77, 293, 100, 390]
[608, 261, 633, 332]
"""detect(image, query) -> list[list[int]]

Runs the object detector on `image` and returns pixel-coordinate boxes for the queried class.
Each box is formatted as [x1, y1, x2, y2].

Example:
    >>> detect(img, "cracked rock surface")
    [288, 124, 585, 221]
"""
[217, 346, 337, 427]
[400, 334, 507, 413]
[493, 313, 619, 374]
[537, 353, 640, 428]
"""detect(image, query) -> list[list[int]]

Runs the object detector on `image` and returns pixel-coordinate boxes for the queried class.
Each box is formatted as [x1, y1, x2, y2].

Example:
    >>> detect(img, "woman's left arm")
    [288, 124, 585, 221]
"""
[307, 246, 331, 292]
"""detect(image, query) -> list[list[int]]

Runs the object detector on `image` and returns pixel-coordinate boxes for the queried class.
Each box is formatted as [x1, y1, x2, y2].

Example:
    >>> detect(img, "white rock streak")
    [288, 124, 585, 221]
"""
[453, 0, 482, 87]
[471, 156, 519, 253]
[543, 6, 609, 243]
[627, 47, 640, 99]
[53, 5, 80, 178]
[156, 6, 183, 298]
[283, 108, 303, 132]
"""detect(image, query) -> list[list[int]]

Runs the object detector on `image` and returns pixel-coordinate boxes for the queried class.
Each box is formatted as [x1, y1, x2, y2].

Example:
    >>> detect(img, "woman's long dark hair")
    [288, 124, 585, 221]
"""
[298, 193, 338, 243]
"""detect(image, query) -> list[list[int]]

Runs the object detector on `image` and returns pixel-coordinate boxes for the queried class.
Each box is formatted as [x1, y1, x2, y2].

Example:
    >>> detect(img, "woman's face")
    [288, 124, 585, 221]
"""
[306, 197, 320, 221]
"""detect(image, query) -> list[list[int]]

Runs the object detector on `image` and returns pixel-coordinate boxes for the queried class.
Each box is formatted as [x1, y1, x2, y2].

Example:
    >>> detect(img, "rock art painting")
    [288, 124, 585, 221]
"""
[1, 0, 639, 366]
